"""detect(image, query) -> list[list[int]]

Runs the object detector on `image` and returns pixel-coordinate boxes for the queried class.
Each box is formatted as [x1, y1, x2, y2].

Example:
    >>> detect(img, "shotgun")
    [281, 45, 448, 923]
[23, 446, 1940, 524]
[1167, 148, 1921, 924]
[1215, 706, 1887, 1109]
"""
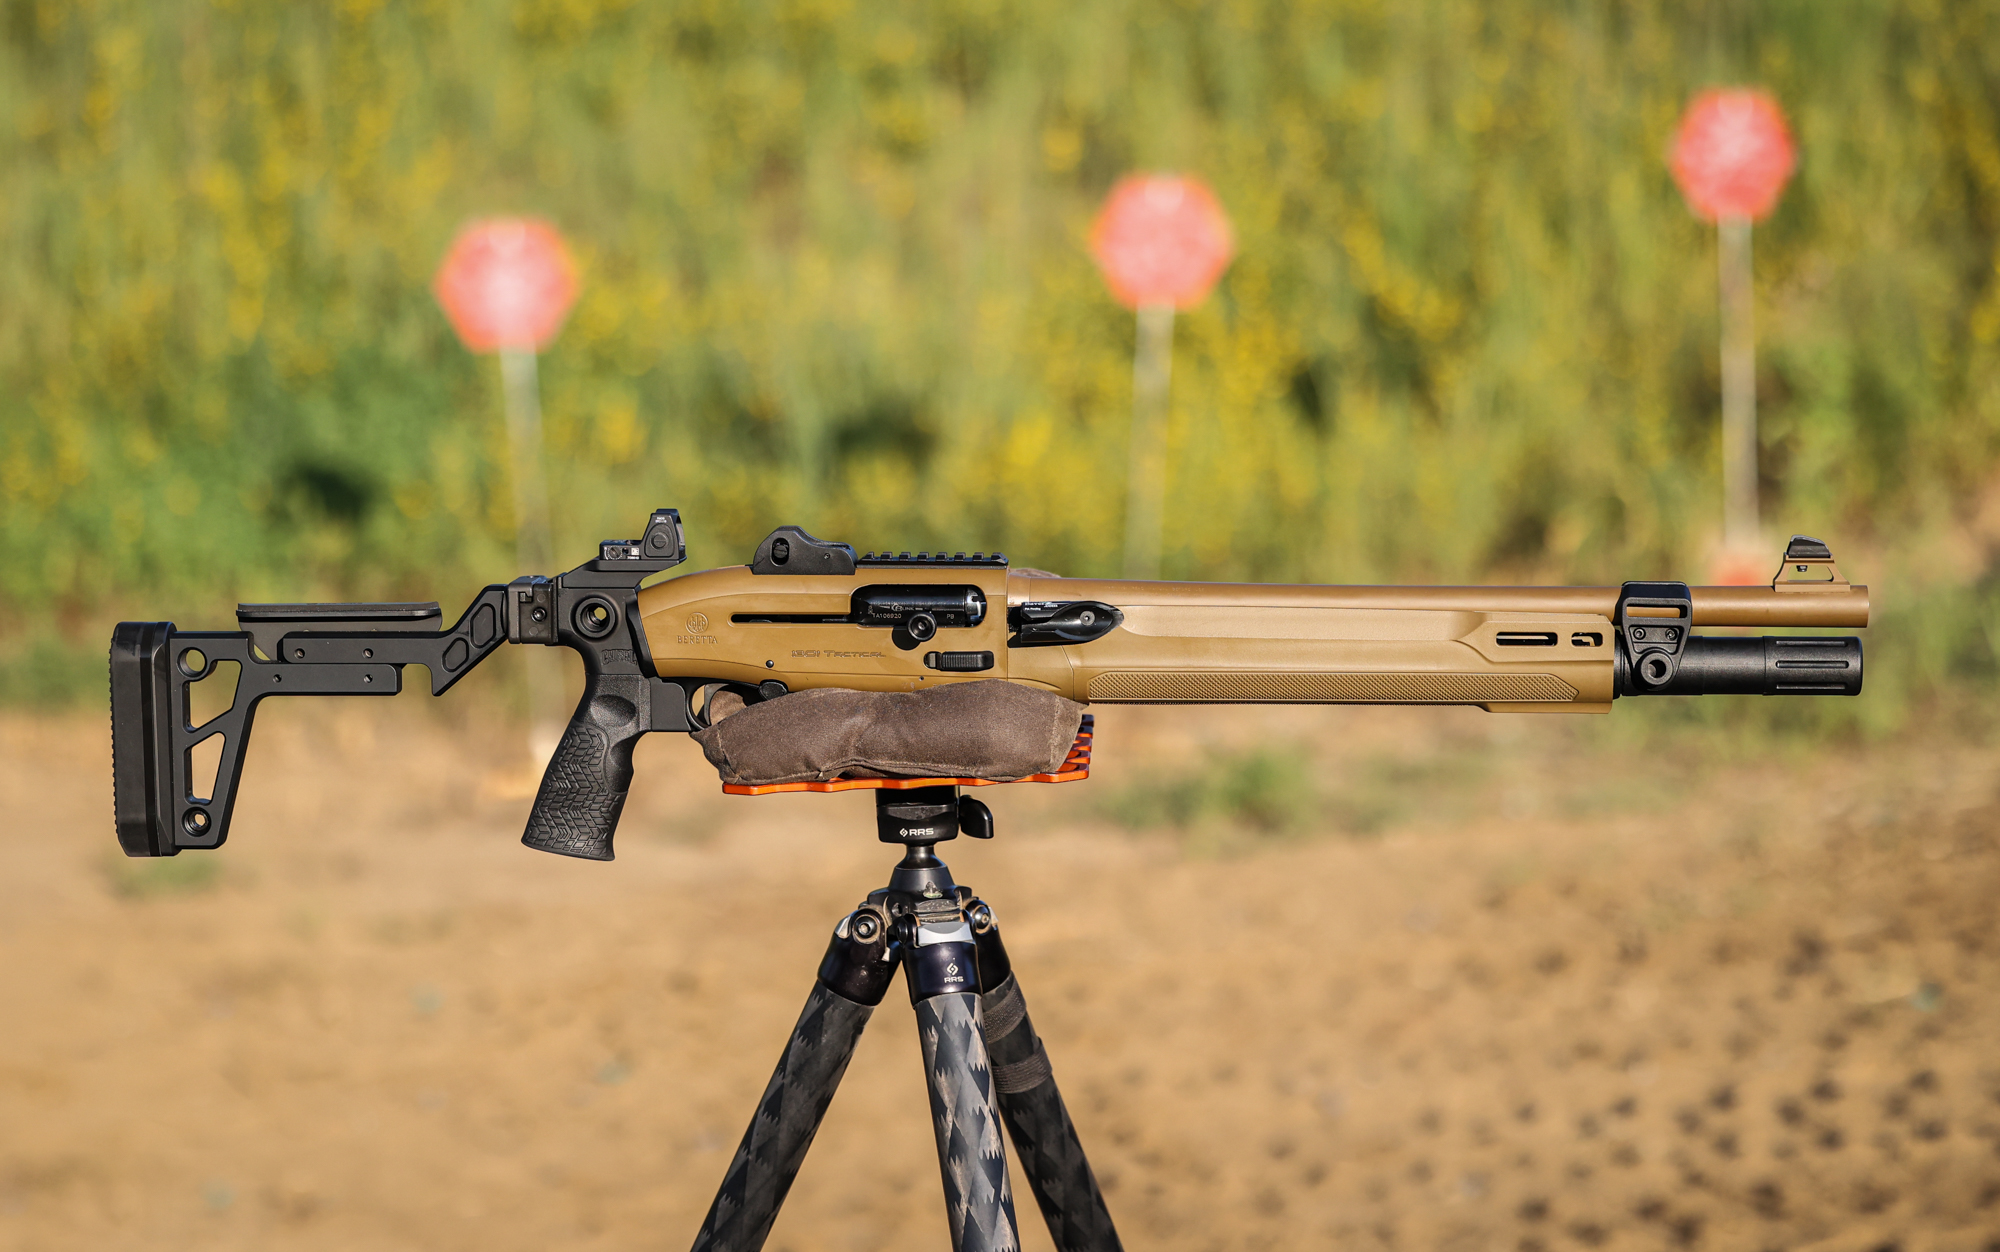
[109, 509, 1865, 860]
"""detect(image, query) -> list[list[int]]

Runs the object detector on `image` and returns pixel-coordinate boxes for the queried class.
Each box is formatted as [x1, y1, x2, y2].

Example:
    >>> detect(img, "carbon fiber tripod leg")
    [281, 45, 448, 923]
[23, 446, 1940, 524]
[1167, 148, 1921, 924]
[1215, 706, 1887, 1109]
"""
[881, 791, 1021, 1252]
[913, 990, 1021, 1252]
[691, 905, 897, 1252]
[973, 918, 1123, 1252]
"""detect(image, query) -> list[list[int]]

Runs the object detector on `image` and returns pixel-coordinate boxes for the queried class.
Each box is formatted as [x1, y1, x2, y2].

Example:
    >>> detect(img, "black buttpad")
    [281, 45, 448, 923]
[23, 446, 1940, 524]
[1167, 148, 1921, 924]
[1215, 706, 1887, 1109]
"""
[109, 622, 178, 858]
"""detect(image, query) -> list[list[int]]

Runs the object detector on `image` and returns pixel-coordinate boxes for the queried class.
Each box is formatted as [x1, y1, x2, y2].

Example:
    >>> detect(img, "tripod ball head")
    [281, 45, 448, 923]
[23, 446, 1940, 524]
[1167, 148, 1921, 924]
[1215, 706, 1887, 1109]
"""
[874, 787, 999, 844]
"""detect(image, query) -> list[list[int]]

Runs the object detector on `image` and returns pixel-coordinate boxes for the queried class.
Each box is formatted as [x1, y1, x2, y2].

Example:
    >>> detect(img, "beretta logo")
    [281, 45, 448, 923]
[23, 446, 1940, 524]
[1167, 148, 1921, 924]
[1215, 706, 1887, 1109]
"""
[686, 613, 709, 634]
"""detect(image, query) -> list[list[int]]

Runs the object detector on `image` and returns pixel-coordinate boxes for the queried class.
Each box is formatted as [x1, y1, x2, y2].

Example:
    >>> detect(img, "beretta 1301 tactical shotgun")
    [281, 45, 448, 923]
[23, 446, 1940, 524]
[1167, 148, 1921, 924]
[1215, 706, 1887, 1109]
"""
[110, 509, 1866, 861]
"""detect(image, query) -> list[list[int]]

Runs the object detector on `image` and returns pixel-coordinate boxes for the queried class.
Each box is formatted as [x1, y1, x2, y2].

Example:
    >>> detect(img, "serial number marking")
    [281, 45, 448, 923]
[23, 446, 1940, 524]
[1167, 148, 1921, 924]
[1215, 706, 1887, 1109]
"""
[792, 649, 886, 659]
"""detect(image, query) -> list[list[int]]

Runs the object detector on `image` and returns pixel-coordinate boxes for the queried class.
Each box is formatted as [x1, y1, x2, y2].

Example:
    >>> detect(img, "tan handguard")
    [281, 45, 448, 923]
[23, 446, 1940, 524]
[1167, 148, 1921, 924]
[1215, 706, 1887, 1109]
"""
[639, 530, 1866, 718]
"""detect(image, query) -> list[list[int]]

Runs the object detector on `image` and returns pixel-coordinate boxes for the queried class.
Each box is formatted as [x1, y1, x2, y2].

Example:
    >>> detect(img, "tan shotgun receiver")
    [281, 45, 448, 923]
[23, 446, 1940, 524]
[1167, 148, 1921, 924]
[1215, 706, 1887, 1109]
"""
[641, 528, 1867, 717]
[112, 513, 1865, 862]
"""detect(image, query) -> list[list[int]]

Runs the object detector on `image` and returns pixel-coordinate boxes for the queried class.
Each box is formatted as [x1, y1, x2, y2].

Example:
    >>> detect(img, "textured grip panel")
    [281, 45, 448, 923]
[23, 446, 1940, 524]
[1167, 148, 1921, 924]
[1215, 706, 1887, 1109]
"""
[521, 687, 642, 860]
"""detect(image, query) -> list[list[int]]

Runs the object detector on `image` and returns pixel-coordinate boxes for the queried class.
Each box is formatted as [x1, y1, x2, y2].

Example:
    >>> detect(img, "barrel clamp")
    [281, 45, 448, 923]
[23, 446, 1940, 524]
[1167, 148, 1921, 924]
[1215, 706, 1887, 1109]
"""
[1615, 581, 1692, 692]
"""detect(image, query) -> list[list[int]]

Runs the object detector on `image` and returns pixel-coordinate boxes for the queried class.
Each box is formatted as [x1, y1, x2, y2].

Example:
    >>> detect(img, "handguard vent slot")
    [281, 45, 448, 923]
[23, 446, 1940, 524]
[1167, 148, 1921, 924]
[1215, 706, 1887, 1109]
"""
[1496, 632, 1558, 647]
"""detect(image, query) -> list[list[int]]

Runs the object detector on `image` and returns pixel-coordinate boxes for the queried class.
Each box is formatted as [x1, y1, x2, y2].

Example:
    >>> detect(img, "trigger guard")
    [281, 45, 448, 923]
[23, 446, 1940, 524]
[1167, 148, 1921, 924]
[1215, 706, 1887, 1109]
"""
[692, 681, 768, 730]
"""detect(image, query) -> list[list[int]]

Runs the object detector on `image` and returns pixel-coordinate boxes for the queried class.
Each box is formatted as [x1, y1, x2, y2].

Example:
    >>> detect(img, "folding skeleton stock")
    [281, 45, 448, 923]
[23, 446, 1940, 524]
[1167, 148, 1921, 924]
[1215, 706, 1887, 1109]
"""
[110, 509, 1867, 861]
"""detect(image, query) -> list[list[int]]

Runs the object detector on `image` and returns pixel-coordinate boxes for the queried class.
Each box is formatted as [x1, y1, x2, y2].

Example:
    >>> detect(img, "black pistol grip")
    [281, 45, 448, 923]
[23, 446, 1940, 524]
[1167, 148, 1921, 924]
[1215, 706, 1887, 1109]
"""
[521, 673, 649, 861]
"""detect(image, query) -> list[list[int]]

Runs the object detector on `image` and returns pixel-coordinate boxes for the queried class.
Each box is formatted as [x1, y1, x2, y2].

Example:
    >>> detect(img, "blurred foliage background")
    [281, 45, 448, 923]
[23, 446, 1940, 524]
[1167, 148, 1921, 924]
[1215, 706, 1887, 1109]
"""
[3, 0, 1999, 726]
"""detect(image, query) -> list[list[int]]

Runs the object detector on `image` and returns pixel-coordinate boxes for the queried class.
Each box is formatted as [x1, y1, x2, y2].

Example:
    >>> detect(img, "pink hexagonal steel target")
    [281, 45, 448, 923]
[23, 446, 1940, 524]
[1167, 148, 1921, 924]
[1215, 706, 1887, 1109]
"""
[1090, 176, 1235, 310]
[1670, 90, 1797, 223]
[433, 218, 579, 353]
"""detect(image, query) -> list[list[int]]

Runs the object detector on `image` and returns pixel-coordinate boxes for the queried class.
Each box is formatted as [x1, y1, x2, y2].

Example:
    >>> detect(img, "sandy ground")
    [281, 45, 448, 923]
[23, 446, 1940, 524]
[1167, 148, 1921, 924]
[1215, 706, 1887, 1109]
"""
[1, 698, 1997, 1252]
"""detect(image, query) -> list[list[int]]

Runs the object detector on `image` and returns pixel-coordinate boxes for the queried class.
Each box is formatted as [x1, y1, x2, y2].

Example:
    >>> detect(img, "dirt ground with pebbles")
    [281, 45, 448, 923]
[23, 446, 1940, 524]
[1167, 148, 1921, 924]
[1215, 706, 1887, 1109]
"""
[1, 697, 1997, 1252]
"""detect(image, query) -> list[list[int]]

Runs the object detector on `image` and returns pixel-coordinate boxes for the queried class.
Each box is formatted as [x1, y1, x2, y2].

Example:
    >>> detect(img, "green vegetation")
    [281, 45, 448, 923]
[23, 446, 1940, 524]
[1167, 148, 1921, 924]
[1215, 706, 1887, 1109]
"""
[1102, 745, 1318, 836]
[101, 850, 223, 898]
[4, 2, 1998, 725]
[1100, 744, 1494, 844]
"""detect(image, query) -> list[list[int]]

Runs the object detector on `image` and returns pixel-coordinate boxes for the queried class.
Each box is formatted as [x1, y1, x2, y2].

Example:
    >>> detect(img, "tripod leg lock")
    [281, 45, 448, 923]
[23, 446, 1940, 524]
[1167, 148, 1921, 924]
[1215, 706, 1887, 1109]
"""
[817, 906, 898, 1005]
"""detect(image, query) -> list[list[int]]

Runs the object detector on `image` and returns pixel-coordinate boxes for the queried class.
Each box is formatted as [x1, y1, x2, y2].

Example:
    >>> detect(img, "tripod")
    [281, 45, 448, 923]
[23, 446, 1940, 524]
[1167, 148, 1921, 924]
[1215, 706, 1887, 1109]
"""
[688, 783, 1123, 1252]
